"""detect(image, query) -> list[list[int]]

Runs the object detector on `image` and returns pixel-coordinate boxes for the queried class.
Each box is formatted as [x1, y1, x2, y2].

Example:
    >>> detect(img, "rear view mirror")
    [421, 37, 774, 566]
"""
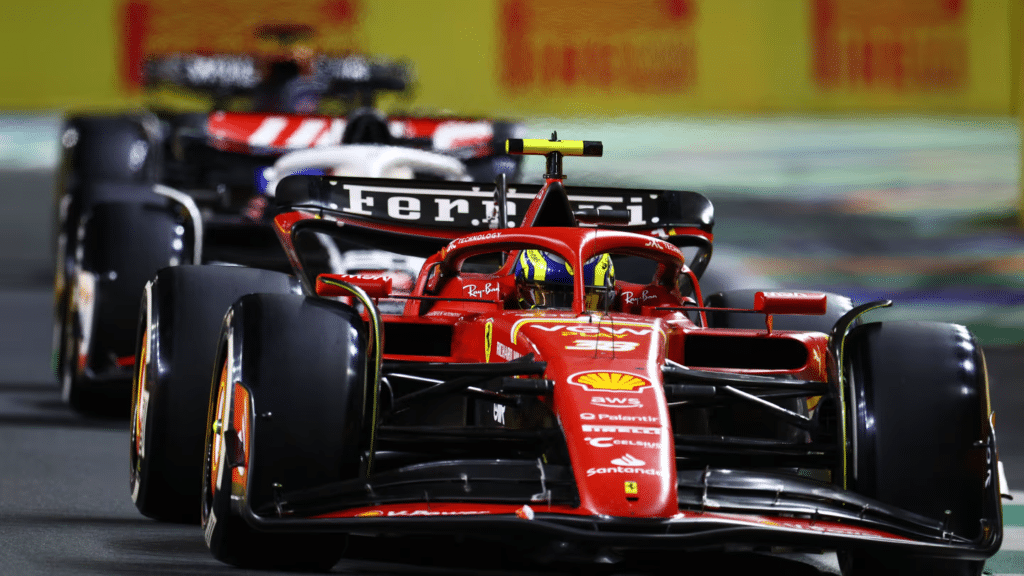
[753, 291, 827, 316]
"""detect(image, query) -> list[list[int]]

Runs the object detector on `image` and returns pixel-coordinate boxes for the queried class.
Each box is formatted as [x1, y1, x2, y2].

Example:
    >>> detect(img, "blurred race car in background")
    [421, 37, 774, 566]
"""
[130, 136, 1004, 574]
[53, 29, 523, 415]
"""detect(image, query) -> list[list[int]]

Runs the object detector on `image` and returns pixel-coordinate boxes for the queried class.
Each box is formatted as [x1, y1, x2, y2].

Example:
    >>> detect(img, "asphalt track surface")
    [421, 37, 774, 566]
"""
[1, 116, 1023, 574]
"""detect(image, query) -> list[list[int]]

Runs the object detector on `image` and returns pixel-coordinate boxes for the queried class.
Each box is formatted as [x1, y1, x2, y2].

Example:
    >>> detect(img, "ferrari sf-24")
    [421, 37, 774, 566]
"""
[129, 136, 1005, 574]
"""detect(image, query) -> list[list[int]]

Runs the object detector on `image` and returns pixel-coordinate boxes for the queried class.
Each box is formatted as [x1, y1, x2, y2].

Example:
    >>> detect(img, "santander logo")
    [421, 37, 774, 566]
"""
[610, 454, 645, 466]
[586, 453, 661, 477]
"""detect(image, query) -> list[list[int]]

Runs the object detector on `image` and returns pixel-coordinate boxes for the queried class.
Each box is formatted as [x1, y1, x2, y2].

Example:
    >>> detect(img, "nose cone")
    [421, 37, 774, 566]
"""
[557, 366, 677, 518]
[515, 316, 677, 518]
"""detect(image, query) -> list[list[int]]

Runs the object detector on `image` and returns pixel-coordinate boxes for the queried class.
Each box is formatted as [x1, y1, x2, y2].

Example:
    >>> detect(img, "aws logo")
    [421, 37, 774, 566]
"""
[569, 371, 651, 393]
[591, 396, 642, 408]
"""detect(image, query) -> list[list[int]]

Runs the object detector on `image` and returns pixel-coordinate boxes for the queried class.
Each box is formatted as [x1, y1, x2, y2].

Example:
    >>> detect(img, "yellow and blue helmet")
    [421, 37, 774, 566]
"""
[513, 250, 615, 310]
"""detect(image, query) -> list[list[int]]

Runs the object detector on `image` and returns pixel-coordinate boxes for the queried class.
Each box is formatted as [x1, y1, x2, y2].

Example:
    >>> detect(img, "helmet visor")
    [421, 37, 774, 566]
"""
[518, 283, 574, 309]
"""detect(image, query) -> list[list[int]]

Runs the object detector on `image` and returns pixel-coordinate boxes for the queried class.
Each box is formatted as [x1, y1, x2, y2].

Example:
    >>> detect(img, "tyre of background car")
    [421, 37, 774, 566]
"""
[202, 292, 366, 570]
[60, 198, 189, 416]
[131, 265, 299, 523]
[53, 115, 159, 382]
[840, 321, 996, 576]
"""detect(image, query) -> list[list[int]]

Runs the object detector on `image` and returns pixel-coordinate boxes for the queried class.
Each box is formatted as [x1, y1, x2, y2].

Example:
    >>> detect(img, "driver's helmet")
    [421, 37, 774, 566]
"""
[513, 250, 615, 310]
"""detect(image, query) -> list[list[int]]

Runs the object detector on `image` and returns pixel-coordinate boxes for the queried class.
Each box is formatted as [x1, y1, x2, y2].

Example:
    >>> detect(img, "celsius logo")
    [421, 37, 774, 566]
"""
[584, 437, 662, 449]
[610, 454, 645, 467]
[592, 397, 642, 408]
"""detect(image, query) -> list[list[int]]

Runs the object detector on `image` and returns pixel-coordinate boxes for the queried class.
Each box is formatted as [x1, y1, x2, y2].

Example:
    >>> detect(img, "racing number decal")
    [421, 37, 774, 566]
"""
[565, 339, 639, 352]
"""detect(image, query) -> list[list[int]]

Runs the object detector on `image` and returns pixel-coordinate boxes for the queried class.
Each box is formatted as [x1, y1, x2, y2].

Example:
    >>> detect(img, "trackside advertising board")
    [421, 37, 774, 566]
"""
[0, 0, 1018, 114]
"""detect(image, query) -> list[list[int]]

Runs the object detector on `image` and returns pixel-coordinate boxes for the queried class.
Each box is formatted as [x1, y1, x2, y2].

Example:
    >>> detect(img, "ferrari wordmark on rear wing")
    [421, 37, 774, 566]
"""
[275, 174, 714, 233]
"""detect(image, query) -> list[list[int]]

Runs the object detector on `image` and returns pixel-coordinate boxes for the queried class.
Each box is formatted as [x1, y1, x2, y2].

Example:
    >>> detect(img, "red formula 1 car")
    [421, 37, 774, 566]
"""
[131, 137, 1004, 573]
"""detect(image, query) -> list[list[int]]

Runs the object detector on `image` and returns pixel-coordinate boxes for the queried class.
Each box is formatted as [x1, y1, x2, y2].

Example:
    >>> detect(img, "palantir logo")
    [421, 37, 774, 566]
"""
[610, 454, 645, 467]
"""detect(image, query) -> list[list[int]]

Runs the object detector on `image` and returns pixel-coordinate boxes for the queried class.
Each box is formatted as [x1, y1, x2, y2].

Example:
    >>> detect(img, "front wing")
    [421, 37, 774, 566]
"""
[227, 461, 1001, 561]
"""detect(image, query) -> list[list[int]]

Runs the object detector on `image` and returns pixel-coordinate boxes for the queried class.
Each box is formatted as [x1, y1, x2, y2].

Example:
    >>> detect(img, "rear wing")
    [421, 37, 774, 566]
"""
[144, 52, 409, 98]
[274, 174, 715, 276]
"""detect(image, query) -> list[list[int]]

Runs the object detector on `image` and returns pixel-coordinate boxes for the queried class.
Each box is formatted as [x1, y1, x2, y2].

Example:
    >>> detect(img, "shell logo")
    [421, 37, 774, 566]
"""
[355, 510, 383, 517]
[570, 371, 650, 392]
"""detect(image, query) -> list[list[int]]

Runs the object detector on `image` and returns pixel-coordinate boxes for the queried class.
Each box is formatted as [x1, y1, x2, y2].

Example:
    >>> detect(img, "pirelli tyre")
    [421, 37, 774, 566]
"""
[202, 293, 366, 570]
[59, 199, 190, 416]
[131, 266, 298, 523]
[703, 288, 855, 332]
[841, 321, 999, 576]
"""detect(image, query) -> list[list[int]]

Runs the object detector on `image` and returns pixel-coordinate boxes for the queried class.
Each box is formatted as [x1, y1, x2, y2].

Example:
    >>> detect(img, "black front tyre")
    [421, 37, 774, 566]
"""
[130, 265, 297, 523]
[842, 321, 998, 576]
[202, 293, 366, 570]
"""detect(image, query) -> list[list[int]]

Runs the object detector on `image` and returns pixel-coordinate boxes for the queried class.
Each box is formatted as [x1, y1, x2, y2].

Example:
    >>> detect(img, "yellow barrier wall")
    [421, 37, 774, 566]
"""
[1016, 0, 1023, 225]
[5, 0, 125, 111]
[0, 0, 1016, 116]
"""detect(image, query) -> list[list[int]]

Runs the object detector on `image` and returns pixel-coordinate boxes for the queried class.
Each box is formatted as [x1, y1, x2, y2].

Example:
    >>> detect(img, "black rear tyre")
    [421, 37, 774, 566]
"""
[202, 293, 366, 570]
[130, 265, 297, 522]
[842, 321, 996, 575]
